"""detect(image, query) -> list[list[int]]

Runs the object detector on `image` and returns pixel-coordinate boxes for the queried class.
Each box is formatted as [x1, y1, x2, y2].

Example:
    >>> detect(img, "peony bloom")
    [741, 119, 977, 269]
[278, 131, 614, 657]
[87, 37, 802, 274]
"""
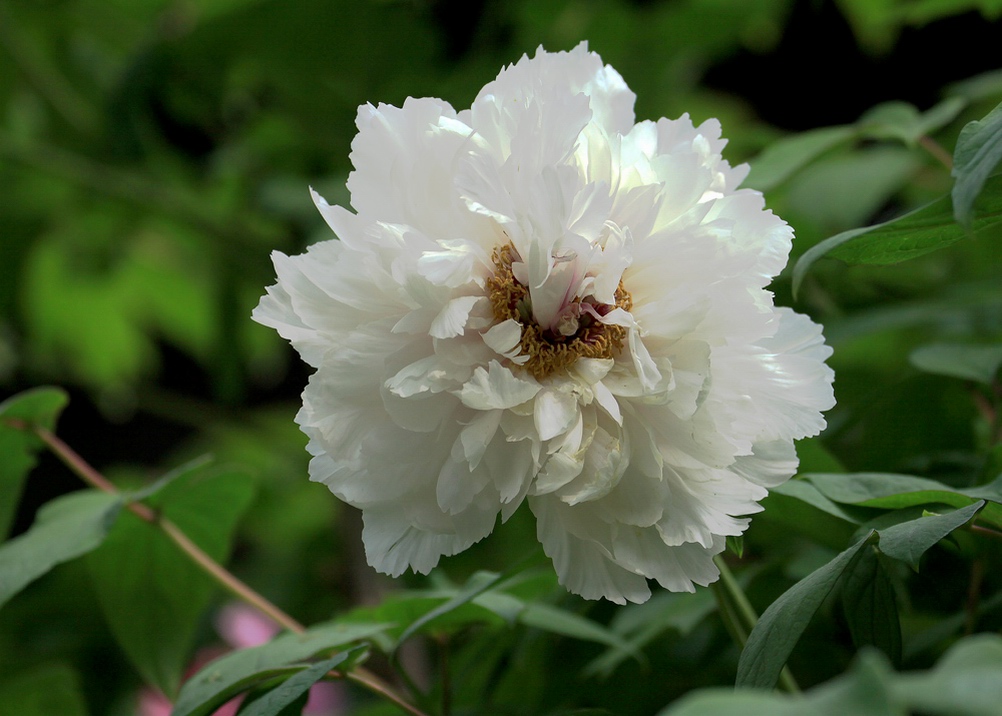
[254, 43, 834, 604]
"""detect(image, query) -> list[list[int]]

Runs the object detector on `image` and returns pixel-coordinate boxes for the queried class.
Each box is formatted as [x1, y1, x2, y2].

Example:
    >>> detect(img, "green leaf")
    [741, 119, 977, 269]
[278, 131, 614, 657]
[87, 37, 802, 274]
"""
[664, 635, 1002, 716]
[124, 454, 214, 504]
[781, 147, 921, 234]
[909, 342, 1002, 384]
[397, 570, 502, 645]
[891, 634, 1002, 715]
[584, 590, 716, 678]
[743, 98, 962, 195]
[0, 386, 69, 427]
[876, 501, 984, 570]
[841, 547, 901, 664]
[657, 689, 804, 716]
[0, 663, 89, 716]
[667, 648, 899, 715]
[760, 480, 859, 551]
[744, 126, 854, 192]
[0, 387, 69, 539]
[0, 490, 119, 610]
[172, 621, 388, 716]
[805, 472, 966, 506]
[803, 473, 1002, 529]
[770, 479, 860, 523]
[87, 465, 256, 697]
[948, 69, 1002, 103]
[792, 174, 1002, 295]
[736, 534, 873, 689]
[952, 100, 1002, 226]
[235, 649, 357, 716]
[518, 602, 642, 661]
[340, 590, 506, 651]
[238, 690, 309, 716]
[857, 98, 965, 146]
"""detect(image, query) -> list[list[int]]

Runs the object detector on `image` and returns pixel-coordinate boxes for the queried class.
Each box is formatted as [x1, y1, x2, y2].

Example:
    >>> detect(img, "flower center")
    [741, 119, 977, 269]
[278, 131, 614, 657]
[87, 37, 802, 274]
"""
[487, 244, 632, 379]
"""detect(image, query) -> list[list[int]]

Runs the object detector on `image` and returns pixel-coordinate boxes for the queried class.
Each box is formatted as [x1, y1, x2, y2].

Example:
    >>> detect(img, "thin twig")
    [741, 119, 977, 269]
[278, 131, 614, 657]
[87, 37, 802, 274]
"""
[344, 671, 431, 716]
[712, 555, 800, 694]
[918, 135, 954, 171]
[970, 524, 1002, 542]
[20, 422, 429, 716]
[964, 559, 984, 636]
[439, 634, 452, 716]
[35, 426, 305, 633]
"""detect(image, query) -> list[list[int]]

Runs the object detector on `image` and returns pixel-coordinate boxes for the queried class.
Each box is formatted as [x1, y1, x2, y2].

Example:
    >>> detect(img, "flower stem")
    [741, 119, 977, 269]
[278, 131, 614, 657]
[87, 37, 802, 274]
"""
[28, 424, 429, 716]
[712, 555, 800, 694]
[918, 135, 954, 171]
[970, 523, 1002, 542]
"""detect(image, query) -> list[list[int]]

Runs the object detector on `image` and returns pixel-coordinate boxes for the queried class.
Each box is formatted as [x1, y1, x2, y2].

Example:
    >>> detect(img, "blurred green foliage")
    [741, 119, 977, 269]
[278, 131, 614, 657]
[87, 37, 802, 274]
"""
[1, 1, 1001, 715]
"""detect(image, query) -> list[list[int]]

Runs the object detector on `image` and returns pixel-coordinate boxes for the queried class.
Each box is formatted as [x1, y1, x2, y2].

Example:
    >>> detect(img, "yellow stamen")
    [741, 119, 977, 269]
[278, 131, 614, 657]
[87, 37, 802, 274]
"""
[487, 244, 632, 380]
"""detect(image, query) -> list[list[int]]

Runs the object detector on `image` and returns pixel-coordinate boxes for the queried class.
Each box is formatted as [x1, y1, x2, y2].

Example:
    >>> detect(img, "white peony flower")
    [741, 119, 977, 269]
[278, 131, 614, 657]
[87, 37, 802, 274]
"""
[254, 43, 835, 604]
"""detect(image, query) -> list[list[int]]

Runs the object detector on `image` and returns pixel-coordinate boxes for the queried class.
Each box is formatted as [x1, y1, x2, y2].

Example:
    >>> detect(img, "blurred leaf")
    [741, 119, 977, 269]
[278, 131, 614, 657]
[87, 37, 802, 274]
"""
[858, 98, 965, 146]
[909, 343, 1002, 384]
[87, 466, 256, 696]
[948, 68, 1002, 103]
[952, 100, 1002, 226]
[793, 174, 1002, 295]
[234, 648, 357, 716]
[0, 663, 88, 716]
[0, 386, 69, 539]
[745, 97, 961, 194]
[519, 602, 641, 662]
[397, 570, 503, 645]
[659, 647, 891, 715]
[890, 633, 1002, 715]
[876, 500, 984, 570]
[736, 534, 873, 688]
[666, 635, 1002, 715]
[123, 454, 214, 504]
[0, 490, 120, 610]
[681, 651, 900, 716]
[780, 146, 921, 236]
[904, 591, 1002, 663]
[0, 386, 69, 427]
[841, 547, 901, 664]
[659, 689, 810, 716]
[761, 480, 859, 551]
[744, 126, 854, 191]
[585, 589, 716, 678]
[173, 621, 387, 716]
[342, 591, 505, 651]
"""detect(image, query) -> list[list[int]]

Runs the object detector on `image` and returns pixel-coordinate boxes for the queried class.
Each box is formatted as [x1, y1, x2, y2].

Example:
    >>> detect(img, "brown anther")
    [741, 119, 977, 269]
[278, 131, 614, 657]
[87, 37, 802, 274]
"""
[486, 244, 632, 380]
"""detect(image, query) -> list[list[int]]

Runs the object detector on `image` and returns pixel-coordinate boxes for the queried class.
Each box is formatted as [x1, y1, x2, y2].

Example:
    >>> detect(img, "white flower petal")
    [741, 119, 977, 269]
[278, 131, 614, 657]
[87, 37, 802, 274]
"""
[531, 495, 652, 605]
[460, 360, 540, 410]
[483, 318, 528, 364]
[430, 295, 482, 339]
[459, 410, 503, 470]
[533, 387, 579, 441]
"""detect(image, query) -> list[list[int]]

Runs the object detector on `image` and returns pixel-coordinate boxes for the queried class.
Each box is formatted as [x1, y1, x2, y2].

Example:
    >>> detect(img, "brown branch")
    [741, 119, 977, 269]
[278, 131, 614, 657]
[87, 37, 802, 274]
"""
[9, 420, 429, 716]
